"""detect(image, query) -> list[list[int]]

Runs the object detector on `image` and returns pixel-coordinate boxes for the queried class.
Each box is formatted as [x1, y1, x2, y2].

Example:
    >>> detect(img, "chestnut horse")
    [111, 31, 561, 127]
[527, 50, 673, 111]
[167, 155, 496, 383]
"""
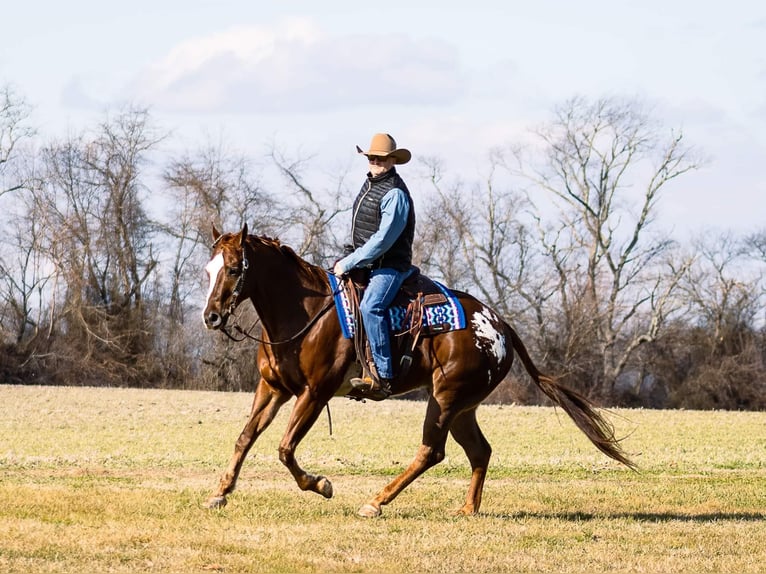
[202, 224, 634, 518]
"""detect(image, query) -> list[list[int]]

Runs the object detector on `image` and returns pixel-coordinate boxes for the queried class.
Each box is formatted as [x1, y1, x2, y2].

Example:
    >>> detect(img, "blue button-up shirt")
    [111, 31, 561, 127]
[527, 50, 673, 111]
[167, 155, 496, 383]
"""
[336, 187, 411, 274]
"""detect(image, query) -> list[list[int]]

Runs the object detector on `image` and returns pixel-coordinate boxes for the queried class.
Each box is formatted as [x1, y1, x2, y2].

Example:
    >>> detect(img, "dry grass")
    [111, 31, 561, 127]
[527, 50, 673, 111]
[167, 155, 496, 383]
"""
[0, 384, 765, 573]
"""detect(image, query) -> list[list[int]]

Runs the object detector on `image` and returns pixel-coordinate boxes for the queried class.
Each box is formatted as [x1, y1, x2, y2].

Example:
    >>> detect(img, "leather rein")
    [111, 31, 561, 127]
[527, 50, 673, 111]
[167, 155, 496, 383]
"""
[216, 240, 341, 346]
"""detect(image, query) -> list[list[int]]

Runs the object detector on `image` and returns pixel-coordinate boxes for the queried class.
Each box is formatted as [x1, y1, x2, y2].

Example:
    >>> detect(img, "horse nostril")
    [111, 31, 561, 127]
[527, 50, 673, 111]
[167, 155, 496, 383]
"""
[206, 312, 221, 328]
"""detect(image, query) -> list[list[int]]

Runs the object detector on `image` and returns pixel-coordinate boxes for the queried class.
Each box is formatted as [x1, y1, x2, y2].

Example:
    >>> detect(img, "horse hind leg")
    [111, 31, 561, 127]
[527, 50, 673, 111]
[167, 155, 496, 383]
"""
[205, 380, 289, 509]
[358, 396, 451, 518]
[358, 442, 448, 518]
[448, 408, 491, 515]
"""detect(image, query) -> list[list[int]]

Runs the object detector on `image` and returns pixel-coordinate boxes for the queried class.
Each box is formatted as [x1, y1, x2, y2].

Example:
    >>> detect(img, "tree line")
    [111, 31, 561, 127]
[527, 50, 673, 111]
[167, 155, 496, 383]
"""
[1, 84, 764, 409]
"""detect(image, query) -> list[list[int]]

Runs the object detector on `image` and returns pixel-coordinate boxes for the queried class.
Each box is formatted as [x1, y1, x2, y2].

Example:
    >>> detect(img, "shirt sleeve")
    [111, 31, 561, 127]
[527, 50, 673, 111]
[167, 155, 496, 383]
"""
[337, 188, 410, 273]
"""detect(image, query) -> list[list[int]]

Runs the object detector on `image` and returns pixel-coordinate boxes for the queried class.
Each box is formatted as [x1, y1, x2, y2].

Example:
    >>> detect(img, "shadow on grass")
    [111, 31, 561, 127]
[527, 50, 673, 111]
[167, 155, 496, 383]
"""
[484, 510, 766, 523]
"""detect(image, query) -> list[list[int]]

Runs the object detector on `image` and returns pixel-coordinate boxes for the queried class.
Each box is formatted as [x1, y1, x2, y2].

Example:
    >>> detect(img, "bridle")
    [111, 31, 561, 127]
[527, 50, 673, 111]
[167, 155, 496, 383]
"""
[228, 244, 249, 317]
[210, 233, 251, 319]
[212, 238, 341, 346]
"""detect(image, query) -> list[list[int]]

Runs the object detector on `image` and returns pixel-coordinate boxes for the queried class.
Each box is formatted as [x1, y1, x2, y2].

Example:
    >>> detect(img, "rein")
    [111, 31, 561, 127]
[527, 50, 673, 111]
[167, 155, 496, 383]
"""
[222, 297, 337, 345]
[218, 239, 342, 346]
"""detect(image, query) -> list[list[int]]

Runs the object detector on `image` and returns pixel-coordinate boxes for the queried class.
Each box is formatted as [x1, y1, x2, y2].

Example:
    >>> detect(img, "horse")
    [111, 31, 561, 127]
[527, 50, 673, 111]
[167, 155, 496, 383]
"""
[202, 223, 635, 518]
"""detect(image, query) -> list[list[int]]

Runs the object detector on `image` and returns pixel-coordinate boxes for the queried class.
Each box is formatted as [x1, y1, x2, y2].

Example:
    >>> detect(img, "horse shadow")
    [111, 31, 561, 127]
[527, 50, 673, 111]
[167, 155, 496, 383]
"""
[483, 510, 765, 523]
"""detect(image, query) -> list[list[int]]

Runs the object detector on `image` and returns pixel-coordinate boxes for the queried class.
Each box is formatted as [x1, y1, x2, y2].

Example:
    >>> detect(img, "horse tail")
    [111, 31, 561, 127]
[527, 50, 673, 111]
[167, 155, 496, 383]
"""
[506, 323, 637, 471]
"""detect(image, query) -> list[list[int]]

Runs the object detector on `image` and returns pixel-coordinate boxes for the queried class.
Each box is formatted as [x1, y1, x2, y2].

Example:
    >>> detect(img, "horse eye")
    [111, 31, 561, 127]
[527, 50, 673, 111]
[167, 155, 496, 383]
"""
[227, 267, 241, 277]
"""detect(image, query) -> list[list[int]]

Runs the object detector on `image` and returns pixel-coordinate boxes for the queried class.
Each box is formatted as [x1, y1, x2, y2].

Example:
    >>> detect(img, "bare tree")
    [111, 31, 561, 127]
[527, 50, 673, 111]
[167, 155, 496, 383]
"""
[666, 231, 766, 409]
[415, 154, 563, 404]
[160, 140, 282, 390]
[682, 231, 762, 356]
[268, 143, 350, 266]
[161, 141, 276, 322]
[744, 229, 766, 328]
[746, 230, 766, 261]
[0, 84, 35, 197]
[30, 106, 163, 385]
[508, 96, 702, 398]
[0, 84, 40, 346]
[413, 157, 469, 288]
[0, 193, 52, 345]
[416, 154, 541, 322]
[745, 228, 766, 299]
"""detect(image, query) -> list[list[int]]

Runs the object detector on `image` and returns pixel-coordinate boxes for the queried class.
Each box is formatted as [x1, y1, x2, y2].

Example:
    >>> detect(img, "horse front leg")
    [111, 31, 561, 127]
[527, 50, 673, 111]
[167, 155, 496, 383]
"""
[205, 379, 290, 508]
[277, 388, 333, 498]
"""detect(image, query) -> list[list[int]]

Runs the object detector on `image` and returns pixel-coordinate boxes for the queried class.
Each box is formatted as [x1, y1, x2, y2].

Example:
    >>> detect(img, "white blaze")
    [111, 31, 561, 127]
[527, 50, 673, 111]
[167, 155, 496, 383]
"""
[471, 308, 506, 365]
[203, 253, 224, 320]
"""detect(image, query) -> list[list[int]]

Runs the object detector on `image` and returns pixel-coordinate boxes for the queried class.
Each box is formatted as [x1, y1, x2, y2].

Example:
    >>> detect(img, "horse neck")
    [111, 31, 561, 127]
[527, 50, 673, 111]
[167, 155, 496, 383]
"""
[245, 239, 328, 337]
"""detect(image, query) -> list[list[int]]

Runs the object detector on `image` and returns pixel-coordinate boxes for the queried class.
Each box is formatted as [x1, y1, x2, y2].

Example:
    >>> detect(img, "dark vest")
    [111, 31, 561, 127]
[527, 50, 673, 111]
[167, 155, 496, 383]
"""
[351, 168, 415, 271]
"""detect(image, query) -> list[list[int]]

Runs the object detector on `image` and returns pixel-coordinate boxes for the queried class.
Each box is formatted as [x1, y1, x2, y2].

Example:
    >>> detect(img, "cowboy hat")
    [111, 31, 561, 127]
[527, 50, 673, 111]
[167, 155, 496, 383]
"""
[356, 133, 411, 165]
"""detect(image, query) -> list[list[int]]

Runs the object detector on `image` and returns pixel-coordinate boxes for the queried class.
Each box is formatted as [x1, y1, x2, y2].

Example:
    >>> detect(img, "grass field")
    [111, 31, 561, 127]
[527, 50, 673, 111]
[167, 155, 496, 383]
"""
[1, 384, 765, 573]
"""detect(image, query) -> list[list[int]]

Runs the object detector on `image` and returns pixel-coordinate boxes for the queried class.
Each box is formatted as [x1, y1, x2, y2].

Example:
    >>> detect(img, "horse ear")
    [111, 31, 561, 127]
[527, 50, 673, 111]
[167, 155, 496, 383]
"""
[212, 223, 221, 242]
[239, 222, 248, 247]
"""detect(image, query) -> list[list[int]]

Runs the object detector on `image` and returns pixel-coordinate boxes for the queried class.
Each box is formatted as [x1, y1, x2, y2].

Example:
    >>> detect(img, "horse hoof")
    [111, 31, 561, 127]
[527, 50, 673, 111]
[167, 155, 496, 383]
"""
[358, 503, 381, 518]
[317, 477, 333, 498]
[205, 496, 227, 509]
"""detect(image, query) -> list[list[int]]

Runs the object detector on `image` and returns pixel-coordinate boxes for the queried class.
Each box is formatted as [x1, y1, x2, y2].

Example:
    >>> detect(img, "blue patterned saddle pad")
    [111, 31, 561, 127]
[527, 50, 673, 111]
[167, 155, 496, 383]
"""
[327, 272, 466, 340]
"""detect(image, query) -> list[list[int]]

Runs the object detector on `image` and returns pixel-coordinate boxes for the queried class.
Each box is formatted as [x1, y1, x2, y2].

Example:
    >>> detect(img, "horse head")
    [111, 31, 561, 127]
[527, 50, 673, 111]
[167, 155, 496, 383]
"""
[203, 222, 249, 330]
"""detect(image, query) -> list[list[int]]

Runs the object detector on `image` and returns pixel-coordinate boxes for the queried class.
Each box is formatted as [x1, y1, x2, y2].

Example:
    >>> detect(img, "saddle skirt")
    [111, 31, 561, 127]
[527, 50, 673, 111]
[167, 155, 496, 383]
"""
[327, 270, 467, 340]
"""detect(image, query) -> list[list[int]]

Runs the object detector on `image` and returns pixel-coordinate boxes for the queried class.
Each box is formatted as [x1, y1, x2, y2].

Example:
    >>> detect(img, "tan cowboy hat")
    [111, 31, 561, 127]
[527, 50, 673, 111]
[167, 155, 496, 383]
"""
[356, 133, 411, 165]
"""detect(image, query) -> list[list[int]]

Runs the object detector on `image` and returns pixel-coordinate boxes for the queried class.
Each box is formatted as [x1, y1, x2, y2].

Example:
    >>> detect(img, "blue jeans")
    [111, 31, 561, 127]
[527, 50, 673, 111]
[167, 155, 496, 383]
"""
[360, 266, 414, 379]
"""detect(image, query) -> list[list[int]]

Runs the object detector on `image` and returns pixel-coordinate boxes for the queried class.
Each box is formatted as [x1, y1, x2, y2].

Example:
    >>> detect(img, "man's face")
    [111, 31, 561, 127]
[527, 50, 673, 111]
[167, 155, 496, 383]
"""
[368, 155, 396, 177]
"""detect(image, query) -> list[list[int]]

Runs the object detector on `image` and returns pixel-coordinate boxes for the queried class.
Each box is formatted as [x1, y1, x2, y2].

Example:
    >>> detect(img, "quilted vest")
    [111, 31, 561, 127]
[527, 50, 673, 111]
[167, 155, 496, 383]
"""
[351, 168, 415, 271]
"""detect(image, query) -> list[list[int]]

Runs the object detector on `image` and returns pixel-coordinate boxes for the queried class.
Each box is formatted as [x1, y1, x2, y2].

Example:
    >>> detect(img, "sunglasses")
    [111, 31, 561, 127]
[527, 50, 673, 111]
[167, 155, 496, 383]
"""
[367, 155, 389, 163]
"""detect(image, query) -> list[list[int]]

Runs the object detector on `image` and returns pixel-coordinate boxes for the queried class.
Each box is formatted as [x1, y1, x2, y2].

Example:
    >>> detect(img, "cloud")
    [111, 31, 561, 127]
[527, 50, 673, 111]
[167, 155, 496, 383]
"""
[124, 18, 465, 115]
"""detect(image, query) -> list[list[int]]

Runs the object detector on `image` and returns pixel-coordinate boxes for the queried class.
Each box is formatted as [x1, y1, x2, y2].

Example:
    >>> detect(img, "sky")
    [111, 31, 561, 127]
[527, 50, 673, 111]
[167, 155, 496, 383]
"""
[2, 0, 765, 238]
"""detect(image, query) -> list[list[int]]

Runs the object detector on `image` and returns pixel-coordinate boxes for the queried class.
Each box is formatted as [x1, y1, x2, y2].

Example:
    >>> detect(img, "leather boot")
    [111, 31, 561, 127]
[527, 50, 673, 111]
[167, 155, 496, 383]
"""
[349, 375, 392, 401]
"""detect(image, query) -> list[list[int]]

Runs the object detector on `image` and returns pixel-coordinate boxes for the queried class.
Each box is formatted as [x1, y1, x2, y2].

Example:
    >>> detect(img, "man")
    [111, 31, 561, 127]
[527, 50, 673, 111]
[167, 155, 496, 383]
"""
[333, 133, 416, 400]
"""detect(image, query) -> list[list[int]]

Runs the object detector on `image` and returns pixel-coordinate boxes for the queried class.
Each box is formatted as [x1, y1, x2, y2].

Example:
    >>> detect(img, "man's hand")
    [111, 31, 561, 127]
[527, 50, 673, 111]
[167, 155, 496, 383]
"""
[333, 261, 345, 278]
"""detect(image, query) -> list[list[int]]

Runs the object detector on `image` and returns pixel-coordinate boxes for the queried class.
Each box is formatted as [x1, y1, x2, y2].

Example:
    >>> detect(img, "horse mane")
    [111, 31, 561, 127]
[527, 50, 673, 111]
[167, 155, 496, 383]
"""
[247, 234, 329, 284]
